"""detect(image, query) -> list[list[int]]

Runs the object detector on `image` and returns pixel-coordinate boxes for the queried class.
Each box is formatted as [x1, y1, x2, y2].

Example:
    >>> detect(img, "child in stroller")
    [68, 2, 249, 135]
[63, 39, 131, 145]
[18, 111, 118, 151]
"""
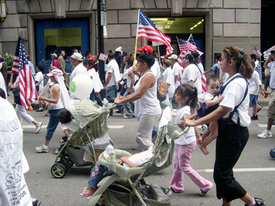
[51, 99, 115, 178]
[56, 109, 112, 152]
[80, 144, 155, 197]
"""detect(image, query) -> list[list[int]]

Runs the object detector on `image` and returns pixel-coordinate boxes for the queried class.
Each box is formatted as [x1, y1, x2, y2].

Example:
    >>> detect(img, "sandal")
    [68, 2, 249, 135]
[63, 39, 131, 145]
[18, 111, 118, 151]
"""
[199, 189, 209, 196]
[80, 186, 96, 197]
[43, 113, 50, 117]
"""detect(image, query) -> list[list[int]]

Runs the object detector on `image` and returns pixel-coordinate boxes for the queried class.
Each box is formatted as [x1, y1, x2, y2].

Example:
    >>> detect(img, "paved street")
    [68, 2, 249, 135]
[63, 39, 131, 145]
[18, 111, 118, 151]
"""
[7, 92, 275, 206]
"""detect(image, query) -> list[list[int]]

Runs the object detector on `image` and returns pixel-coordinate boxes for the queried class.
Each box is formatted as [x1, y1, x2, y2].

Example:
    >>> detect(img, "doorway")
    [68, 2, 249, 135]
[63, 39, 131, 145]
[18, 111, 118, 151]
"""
[35, 18, 89, 72]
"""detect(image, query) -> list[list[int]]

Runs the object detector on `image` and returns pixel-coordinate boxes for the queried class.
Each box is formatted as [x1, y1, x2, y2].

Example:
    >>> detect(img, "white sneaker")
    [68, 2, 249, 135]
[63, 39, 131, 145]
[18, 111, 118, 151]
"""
[35, 145, 49, 153]
[124, 115, 132, 119]
[258, 130, 272, 139]
[36, 122, 43, 134]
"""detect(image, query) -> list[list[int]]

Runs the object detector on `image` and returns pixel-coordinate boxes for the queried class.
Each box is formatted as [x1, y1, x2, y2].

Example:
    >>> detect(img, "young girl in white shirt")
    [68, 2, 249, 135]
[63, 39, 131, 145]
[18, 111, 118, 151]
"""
[170, 84, 213, 195]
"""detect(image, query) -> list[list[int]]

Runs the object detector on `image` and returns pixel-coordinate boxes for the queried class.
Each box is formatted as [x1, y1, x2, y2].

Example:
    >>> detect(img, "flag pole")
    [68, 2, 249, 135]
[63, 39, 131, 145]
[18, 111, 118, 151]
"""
[133, 9, 140, 67]
[157, 45, 161, 62]
[187, 34, 192, 42]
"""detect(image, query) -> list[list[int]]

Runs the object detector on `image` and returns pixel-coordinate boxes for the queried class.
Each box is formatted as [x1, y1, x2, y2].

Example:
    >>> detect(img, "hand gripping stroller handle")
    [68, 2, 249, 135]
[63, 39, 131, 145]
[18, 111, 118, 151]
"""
[167, 115, 190, 140]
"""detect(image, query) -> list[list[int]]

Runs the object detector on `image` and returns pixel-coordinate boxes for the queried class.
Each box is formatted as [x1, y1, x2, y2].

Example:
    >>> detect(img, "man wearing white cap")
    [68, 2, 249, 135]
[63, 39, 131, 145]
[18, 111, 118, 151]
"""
[69, 53, 88, 99]
[168, 54, 182, 90]
[103, 53, 121, 116]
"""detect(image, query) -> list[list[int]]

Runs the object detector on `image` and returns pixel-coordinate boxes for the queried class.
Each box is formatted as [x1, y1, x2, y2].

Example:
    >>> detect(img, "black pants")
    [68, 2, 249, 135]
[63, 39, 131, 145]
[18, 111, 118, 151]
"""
[214, 124, 249, 202]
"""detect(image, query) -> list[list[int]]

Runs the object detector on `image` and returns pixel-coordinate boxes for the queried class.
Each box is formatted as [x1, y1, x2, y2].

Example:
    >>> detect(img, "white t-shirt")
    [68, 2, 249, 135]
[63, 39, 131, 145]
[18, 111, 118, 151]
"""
[173, 62, 182, 90]
[219, 73, 251, 127]
[162, 66, 174, 98]
[196, 63, 204, 95]
[181, 63, 202, 94]
[0, 72, 6, 98]
[88, 68, 103, 93]
[134, 72, 161, 117]
[150, 61, 161, 79]
[267, 61, 275, 89]
[0, 98, 32, 206]
[202, 92, 214, 103]
[105, 59, 120, 87]
[125, 67, 133, 88]
[122, 66, 128, 80]
[248, 70, 262, 95]
[35, 71, 44, 91]
[123, 146, 154, 168]
[61, 119, 78, 137]
[174, 105, 196, 145]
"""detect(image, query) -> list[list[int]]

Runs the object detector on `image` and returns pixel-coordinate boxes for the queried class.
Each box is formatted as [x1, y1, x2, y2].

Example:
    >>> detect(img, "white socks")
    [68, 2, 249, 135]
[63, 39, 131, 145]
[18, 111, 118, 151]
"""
[246, 198, 256, 206]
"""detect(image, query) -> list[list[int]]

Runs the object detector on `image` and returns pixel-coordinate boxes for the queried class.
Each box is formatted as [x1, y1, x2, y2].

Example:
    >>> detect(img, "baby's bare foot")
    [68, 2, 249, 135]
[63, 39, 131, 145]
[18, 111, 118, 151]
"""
[199, 145, 209, 155]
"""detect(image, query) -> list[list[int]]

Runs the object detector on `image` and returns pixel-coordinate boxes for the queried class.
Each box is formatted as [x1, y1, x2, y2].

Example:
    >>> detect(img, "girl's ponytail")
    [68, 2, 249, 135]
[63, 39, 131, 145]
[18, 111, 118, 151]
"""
[223, 46, 253, 79]
[189, 86, 198, 113]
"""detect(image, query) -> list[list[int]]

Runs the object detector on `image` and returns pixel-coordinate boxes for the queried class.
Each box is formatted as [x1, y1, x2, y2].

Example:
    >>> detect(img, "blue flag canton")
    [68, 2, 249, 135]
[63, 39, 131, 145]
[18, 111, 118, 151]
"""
[139, 10, 157, 30]
[189, 35, 196, 46]
[18, 40, 28, 71]
[178, 38, 187, 45]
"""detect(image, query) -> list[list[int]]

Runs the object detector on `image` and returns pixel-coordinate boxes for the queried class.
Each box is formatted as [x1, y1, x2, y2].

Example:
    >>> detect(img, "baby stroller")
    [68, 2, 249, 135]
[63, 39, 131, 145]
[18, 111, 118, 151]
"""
[51, 99, 116, 178]
[87, 107, 189, 206]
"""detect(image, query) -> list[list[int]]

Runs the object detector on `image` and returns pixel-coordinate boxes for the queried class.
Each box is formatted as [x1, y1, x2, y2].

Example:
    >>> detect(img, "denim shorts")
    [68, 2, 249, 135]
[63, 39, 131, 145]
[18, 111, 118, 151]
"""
[249, 94, 258, 107]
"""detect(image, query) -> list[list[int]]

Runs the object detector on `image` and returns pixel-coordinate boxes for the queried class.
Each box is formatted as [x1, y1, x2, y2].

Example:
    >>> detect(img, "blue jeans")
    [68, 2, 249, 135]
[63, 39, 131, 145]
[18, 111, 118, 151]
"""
[123, 88, 135, 117]
[45, 108, 63, 141]
[88, 162, 109, 189]
[90, 89, 103, 107]
[120, 80, 127, 96]
[106, 85, 117, 116]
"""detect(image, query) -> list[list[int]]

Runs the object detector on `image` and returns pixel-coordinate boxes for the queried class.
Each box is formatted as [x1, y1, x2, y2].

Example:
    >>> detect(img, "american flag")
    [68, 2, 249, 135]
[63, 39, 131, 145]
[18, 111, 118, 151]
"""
[137, 9, 174, 55]
[253, 46, 262, 57]
[177, 37, 204, 56]
[177, 51, 188, 68]
[188, 34, 196, 46]
[11, 37, 38, 109]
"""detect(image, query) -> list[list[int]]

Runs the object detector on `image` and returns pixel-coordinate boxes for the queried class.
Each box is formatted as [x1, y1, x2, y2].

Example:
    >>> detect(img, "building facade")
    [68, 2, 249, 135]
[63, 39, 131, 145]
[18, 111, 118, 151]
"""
[0, 0, 261, 71]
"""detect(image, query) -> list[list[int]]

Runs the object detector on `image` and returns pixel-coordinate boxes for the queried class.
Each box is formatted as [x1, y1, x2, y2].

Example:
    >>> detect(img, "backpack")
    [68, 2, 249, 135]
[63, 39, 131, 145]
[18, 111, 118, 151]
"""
[157, 76, 167, 102]
[197, 75, 248, 146]
[13, 89, 21, 105]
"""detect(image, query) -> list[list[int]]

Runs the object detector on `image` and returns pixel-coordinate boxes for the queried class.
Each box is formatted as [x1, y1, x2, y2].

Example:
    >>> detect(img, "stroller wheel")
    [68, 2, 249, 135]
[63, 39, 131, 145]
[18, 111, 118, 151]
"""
[61, 155, 74, 168]
[57, 161, 68, 173]
[51, 163, 67, 178]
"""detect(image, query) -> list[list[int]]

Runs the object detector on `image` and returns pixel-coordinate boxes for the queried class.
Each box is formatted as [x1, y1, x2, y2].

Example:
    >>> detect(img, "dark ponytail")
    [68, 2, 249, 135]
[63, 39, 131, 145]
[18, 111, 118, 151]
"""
[175, 84, 198, 114]
[223, 46, 253, 79]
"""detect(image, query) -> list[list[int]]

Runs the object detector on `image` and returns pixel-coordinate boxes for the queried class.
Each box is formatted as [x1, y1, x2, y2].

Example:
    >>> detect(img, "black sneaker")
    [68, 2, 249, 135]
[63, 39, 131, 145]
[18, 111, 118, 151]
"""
[32, 198, 41, 206]
[251, 114, 258, 120]
[245, 197, 266, 206]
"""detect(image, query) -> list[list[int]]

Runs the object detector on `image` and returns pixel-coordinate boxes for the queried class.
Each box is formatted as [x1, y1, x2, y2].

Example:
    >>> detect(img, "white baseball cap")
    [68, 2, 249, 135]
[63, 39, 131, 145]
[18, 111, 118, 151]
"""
[168, 54, 178, 60]
[51, 53, 57, 58]
[71, 53, 84, 61]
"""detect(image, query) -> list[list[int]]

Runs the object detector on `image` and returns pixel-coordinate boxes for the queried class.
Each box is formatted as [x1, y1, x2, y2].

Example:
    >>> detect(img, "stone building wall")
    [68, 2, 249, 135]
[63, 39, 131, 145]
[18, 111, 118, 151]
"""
[0, 0, 261, 69]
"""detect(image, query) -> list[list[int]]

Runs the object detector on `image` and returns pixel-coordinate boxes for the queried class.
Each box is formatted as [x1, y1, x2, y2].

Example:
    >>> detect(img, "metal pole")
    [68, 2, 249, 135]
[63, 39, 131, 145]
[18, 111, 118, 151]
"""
[97, 0, 105, 85]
